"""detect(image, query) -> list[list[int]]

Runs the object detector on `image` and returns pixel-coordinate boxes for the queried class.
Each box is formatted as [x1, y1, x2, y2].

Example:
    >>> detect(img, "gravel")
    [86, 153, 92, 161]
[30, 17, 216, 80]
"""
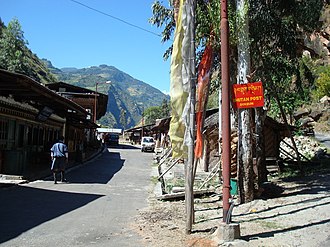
[132, 168, 330, 247]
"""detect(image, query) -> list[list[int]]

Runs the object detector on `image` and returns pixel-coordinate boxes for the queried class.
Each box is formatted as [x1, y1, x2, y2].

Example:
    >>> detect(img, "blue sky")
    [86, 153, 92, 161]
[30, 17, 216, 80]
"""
[1, 0, 172, 94]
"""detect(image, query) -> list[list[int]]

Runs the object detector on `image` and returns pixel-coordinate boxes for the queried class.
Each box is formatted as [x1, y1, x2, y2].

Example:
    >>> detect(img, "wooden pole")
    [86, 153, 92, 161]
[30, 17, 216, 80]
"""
[185, 0, 196, 234]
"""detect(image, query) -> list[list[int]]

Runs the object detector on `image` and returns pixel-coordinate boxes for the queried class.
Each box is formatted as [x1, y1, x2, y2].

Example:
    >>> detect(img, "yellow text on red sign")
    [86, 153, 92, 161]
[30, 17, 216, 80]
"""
[232, 82, 264, 109]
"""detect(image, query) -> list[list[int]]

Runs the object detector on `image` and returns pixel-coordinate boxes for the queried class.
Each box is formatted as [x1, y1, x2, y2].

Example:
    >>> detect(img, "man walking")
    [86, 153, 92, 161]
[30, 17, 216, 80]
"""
[50, 136, 69, 184]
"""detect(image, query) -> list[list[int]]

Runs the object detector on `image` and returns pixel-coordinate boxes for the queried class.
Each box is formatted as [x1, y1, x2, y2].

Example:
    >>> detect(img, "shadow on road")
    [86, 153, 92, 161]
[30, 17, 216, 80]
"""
[0, 149, 126, 244]
[67, 149, 124, 184]
[106, 143, 140, 150]
[0, 186, 103, 244]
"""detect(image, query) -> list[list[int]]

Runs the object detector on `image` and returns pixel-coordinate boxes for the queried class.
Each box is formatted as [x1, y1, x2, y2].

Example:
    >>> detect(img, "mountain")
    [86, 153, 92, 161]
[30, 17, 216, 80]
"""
[46, 62, 169, 129]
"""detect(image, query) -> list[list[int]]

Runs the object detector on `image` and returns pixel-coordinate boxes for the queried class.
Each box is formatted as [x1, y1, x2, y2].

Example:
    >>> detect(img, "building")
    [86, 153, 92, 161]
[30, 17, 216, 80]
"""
[0, 69, 107, 180]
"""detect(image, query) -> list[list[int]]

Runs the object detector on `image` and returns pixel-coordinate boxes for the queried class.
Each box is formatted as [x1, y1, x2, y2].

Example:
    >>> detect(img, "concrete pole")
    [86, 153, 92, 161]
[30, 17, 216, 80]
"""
[220, 0, 231, 223]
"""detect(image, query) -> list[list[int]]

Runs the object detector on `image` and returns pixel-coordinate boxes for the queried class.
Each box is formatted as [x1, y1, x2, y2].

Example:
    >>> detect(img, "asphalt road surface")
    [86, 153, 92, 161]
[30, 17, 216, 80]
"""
[0, 144, 154, 247]
[315, 132, 330, 149]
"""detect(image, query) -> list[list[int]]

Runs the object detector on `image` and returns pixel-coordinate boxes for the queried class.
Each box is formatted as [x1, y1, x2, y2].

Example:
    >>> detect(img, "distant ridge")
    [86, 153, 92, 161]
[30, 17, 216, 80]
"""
[45, 61, 169, 128]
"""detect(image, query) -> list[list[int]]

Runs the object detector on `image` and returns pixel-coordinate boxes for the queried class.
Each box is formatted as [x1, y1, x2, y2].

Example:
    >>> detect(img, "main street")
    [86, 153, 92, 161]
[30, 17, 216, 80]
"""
[0, 144, 154, 247]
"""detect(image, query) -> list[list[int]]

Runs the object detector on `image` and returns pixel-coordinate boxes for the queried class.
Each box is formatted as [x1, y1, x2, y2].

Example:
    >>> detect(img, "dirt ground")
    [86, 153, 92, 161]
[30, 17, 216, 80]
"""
[132, 166, 330, 247]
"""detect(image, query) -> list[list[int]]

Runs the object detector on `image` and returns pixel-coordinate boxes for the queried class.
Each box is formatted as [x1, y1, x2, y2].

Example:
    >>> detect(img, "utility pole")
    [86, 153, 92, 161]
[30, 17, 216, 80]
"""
[220, 0, 231, 223]
[141, 107, 144, 138]
[94, 81, 111, 123]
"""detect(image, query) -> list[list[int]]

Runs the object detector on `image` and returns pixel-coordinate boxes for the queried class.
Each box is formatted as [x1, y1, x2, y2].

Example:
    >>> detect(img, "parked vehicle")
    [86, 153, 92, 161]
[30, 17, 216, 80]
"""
[141, 136, 155, 152]
[106, 134, 119, 146]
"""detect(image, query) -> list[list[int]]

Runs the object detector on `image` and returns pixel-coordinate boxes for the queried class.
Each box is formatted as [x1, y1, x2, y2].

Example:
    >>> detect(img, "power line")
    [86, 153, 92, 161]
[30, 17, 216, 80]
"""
[69, 0, 162, 38]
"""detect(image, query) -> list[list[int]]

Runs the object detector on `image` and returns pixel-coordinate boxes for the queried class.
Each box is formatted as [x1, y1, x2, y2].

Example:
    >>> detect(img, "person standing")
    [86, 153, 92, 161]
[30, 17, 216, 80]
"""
[50, 136, 69, 184]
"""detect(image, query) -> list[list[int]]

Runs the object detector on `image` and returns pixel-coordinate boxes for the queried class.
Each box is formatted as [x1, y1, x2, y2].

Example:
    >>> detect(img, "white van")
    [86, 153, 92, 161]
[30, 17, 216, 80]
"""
[141, 136, 155, 152]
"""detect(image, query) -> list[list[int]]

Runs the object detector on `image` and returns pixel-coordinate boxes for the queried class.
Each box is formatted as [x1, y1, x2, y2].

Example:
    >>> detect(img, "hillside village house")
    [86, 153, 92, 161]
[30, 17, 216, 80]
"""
[0, 69, 107, 180]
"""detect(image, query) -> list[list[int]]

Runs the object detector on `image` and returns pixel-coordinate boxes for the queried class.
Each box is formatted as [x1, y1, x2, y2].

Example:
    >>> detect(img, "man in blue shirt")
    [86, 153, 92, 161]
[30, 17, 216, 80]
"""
[50, 136, 69, 184]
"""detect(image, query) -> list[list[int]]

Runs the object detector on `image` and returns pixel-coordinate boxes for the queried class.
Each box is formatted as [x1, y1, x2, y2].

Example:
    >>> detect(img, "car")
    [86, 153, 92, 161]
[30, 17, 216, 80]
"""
[141, 136, 155, 152]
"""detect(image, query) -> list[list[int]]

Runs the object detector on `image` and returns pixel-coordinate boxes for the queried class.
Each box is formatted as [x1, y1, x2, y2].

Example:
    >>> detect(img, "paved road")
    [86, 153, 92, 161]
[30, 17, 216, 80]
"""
[315, 132, 330, 149]
[0, 144, 154, 247]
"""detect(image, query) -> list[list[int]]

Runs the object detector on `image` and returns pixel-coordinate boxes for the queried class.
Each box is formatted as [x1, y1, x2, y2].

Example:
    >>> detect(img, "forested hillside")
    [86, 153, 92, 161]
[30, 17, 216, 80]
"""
[0, 18, 57, 84]
[1, 2, 329, 130]
[0, 18, 169, 129]
[47, 62, 169, 128]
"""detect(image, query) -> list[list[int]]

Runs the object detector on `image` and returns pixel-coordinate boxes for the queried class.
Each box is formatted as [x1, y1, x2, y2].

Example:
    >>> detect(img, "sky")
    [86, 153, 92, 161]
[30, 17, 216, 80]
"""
[1, 0, 172, 94]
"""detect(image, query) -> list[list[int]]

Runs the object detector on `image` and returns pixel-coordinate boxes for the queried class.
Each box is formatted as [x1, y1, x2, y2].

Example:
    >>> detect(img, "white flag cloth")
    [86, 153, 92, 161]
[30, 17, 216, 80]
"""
[169, 0, 194, 158]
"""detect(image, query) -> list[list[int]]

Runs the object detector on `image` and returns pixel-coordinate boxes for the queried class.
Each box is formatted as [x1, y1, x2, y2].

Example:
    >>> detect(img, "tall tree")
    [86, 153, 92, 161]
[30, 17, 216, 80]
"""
[0, 18, 5, 36]
[160, 98, 171, 118]
[150, 0, 327, 202]
[0, 18, 29, 73]
[119, 108, 127, 130]
[236, 0, 254, 203]
[249, 0, 324, 118]
[144, 106, 162, 125]
[150, 0, 223, 61]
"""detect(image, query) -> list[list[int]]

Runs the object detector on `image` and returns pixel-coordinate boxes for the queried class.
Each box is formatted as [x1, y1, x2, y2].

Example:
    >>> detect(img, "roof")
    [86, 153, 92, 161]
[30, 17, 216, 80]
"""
[151, 108, 219, 132]
[152, 117, 171, 131]
[0, 69, 97, 128]
[124, 124, 154, 133]
[46, 82, 108, 120]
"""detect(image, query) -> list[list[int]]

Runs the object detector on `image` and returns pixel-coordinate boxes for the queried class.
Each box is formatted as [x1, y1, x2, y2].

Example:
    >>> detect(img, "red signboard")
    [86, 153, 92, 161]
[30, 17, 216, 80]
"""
[232, 81, 264, 109]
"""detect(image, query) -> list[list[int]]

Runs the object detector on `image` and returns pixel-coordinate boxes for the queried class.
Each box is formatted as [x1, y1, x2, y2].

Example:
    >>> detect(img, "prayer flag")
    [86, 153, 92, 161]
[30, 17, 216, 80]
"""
[169, 0, 194, 159]
[195, 43, 213, 158]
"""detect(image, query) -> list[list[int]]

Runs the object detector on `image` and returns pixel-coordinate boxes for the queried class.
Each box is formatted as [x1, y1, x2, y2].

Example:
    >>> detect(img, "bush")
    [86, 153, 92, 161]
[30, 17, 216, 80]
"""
[313, 65, 330, 100]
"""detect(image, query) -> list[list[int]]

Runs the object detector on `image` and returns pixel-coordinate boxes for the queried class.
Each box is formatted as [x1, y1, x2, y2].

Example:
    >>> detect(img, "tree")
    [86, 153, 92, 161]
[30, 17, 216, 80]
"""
[120, 108, 127, 130]
[143, 106, 163, 125]
[150, 0, 223, 61]
[0, 18, 29, 73]
[314, 65, 330, 100]
[150, 0, 327, 202]
[236, 0, 254, 203]
[248, 0, 324, 118]
[160, 98, 171, 118]
[149, 0, 176, 60]
[0, 18, 5, 36]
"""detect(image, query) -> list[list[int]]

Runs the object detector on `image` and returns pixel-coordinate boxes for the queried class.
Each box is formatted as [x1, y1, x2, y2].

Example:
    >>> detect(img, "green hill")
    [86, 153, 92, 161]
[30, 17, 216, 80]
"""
[47, 62, 169, 129]
[0, 16, 169, 129]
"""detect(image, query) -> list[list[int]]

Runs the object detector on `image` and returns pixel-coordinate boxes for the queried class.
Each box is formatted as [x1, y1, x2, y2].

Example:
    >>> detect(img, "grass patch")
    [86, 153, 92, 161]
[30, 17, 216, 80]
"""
[256, 220, 284, 229]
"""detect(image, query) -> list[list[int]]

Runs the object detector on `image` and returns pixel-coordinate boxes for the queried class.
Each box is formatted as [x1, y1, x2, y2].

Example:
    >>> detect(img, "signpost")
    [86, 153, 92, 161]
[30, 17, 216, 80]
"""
[232, 81, 264, 109]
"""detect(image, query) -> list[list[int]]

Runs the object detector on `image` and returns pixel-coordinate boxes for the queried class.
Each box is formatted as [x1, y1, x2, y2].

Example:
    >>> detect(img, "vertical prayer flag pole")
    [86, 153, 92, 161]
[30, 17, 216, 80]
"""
[186, 0, 196, 234]
[220, 0, 231, 223]
[169, 0, 196, 234]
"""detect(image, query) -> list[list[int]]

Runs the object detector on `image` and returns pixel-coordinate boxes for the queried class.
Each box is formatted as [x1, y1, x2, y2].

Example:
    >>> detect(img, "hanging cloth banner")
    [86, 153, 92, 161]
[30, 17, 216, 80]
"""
[232, 81, 264, 109]
[194, 43, 213, 158]
[169, 0, 194, 159]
